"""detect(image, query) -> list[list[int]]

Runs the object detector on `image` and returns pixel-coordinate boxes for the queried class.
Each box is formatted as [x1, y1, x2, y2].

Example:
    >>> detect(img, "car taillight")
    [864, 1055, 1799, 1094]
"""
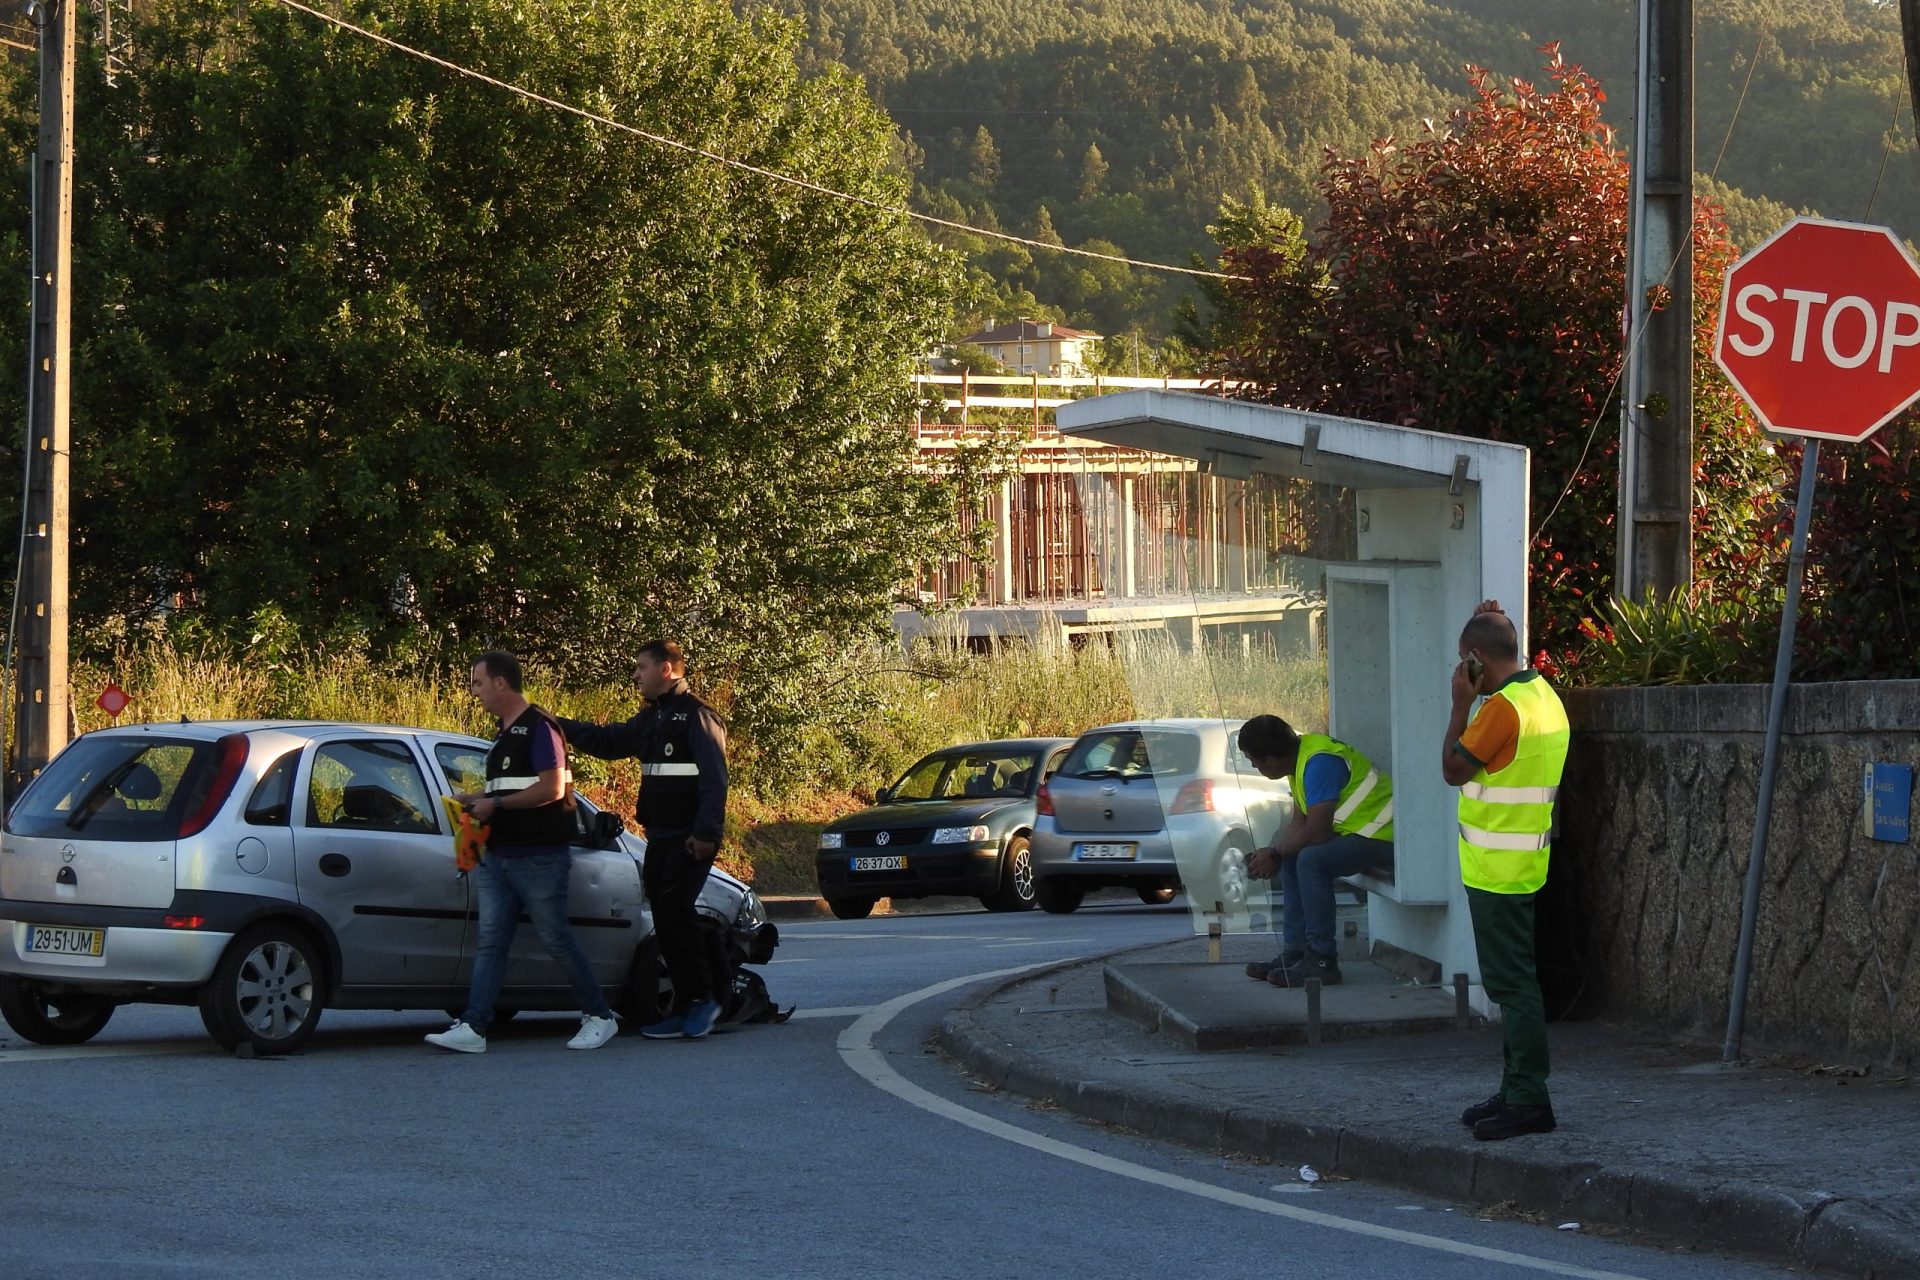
[164, 915, 206, 929]
[1035, 782, 1054, 816]
[1168, 779, 1215, 815]
[178, 734, 249, 838]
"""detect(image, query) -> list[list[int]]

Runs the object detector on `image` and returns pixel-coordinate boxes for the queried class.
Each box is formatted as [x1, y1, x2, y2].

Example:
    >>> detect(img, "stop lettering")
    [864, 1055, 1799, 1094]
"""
[1713, 217, 1920, 443]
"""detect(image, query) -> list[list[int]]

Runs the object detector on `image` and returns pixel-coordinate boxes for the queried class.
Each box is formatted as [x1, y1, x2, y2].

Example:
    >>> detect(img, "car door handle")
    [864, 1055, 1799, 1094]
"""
[319, 853, 352, 877]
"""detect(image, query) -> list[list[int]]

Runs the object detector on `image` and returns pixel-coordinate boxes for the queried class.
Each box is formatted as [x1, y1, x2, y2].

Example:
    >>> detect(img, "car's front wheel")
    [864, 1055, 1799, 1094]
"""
[827, 896, 877, 921]
[983, 836, 1038, 912]
[620, 936, 674, 1026]
[1136, 885, 1178, 906]
[1035, 878, 1083, 914]
[0, 976, 114, 1045]
[198, 922, 326, 1055]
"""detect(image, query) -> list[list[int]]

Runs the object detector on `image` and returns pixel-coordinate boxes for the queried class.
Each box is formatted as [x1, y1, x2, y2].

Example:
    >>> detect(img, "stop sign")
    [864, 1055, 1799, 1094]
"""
[1714, 216, 1920, 442]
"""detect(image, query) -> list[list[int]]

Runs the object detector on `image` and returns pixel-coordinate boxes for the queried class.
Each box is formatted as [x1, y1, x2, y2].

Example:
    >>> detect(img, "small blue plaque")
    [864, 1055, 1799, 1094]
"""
[1864, 763, 1913, 843]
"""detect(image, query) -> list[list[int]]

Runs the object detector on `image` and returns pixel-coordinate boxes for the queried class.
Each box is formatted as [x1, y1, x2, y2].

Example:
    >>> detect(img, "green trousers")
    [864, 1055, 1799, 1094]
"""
[1466, 885, 1551, 1107]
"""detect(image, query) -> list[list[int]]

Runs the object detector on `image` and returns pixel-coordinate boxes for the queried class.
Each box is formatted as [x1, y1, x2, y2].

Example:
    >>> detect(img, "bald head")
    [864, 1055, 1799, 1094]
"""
[1460, 611, 1520, 663]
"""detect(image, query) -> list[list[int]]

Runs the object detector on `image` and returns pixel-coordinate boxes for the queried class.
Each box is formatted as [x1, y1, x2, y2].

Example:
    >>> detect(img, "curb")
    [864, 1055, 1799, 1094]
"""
[933, 961, 1920, 1279]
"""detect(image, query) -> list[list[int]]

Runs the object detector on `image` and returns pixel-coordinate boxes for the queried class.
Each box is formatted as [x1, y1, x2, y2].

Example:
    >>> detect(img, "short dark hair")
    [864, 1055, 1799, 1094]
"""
[1460, 611, 1521, 662]
[636, 639, 686, 668]
[474, 649, 524, 692]
[1239, 714, 1299, 762]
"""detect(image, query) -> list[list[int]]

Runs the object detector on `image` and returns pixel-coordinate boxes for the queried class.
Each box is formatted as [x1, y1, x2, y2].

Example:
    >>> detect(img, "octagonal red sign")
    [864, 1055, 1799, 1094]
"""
[1713, 216, 1920, 442]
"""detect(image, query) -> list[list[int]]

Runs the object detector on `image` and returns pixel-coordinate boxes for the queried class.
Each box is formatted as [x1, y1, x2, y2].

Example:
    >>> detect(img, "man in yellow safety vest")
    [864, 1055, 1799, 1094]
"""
[1242, 714, 1395, 988]
[1441, 599, 1570, 1141]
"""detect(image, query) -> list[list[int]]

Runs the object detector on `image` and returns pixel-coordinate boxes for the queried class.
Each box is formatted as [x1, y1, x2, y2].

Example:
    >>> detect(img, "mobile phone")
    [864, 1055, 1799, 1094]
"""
[1465, 651, 1484, 685]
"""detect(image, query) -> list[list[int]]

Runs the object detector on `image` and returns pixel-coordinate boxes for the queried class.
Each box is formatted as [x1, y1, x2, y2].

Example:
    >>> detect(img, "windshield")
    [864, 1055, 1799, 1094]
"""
[7, 735, 219, 841]
[888, 750, 1041, 802]
[1061, 729, 1201, 780]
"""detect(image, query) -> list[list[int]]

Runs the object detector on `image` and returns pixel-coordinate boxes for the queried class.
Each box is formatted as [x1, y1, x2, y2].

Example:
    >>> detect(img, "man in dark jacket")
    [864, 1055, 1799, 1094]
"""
[557, 640, 731, 1039]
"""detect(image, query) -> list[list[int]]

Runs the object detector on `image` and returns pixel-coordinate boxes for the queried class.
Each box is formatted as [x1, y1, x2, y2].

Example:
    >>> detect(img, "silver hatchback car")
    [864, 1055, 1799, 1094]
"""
[0, 720, 774, 1054]
[1029, 718, 1291, 914]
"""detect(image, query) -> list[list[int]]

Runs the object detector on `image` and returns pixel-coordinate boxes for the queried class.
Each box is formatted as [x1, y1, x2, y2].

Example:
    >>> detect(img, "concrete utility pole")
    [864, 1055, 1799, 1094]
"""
[1617, 0, 1695, 602]
[13, 0, 77, 791]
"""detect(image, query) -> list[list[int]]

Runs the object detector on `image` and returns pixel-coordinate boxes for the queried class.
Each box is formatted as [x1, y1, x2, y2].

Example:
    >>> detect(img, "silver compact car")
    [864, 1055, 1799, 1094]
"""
[1029, 718, 1290, 914]
[0, 720, 776, 1054]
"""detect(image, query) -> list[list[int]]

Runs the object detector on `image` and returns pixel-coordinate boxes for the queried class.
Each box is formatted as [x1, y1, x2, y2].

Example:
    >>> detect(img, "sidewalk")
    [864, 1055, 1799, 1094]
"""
[937, 931, 1920, 1278]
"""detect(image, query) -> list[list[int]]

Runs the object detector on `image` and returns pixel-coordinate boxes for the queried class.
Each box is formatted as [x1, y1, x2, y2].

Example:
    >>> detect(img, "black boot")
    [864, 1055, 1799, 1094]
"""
[1460, 1093, 1505, 1128]
[1473, 1102, 1557, 1141]
[1268, 952, 1341, 987]
[1246, 951, 1304, 981]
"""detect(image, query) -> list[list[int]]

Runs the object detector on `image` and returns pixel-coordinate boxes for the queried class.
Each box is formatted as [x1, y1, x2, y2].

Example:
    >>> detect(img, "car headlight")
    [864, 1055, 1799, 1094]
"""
[818, 832, 845, 850]
[931, 825, 990, 844]
[736, 889, 768, 930]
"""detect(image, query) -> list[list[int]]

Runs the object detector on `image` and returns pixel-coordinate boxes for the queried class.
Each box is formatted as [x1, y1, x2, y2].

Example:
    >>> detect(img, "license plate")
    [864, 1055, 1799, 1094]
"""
[25, 925, 105, 958]
[1075, 842, 1138, 861]
[850, 855, 908, 872]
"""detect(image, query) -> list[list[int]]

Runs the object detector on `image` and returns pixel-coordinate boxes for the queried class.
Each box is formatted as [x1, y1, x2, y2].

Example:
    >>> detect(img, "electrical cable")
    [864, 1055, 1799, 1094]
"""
[271, 0, 1247, 281]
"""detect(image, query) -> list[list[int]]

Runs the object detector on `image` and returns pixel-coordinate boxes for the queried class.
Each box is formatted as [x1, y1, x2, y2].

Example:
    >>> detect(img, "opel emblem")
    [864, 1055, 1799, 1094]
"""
[60, 844, 76, 864]
[876, 831, 891, 846]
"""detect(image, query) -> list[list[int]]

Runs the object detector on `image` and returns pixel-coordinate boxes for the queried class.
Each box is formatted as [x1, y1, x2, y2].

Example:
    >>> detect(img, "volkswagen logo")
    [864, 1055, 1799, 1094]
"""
[60, 844, 76, 864]
[875, 831, 891, 846]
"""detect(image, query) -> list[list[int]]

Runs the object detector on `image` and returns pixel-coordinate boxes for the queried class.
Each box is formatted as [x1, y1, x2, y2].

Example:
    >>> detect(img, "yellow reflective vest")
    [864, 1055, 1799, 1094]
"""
[1457, 673, 1569, 895]
[1293, 733, 1395, 842]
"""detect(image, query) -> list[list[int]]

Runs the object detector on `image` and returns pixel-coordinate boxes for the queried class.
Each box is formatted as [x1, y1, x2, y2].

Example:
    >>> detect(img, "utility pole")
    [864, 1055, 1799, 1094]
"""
[13, 0, 77, 790]
[1617, 0, 1695, 602]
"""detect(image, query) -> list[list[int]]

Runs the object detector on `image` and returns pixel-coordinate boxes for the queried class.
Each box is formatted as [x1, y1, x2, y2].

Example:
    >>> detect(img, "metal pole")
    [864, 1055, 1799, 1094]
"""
[13, 0, 76, 790]
[1723, 440, 1819, 1062]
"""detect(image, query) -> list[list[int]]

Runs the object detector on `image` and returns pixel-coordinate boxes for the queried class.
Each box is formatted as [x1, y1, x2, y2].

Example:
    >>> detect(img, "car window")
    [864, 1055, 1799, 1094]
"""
[433, 743, 488, 796]
[306, 740, 437, 835]
[1040, 748, 1071, 783]
[1063, 730, 1200, 779]
[892, 751, 1038, 801]
[7, 736, 217, 841]
[244, 749, 302, 826]
[1224, 731, 1260, 778]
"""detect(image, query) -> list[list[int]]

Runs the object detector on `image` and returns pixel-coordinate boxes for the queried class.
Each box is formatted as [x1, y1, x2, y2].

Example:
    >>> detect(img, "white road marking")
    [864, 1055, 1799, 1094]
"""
[838, 967, 1644, 1280]
[787, 1006, 872, 1021]
[0, 1041, 211, 1065]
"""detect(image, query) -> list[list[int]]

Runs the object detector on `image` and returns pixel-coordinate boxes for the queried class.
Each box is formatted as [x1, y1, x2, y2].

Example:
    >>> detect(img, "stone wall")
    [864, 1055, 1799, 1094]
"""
[1552, 681, 1920, 1066]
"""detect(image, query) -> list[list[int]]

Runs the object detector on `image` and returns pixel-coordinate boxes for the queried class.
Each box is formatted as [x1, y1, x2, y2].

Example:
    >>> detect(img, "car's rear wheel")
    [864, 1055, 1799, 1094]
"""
[827, 896, 877, 921]
[620, 936, 675, 1026]
[984, 836, 1038, 912]
[1035, 878, 1084, 914]
[1210, 841, 1252, 913]
[0, 976, 114, 1045]
[198, 922, 326, 1055]
[1136, 885, 1178, 906]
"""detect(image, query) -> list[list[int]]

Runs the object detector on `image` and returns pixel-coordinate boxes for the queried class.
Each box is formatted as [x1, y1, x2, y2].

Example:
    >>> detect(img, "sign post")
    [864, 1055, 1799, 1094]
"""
[1713, 217, 1920, 1060]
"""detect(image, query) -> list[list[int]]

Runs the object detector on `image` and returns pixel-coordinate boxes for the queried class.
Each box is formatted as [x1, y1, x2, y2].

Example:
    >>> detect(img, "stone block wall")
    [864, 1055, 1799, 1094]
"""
[1554, 681, 1920, 1066]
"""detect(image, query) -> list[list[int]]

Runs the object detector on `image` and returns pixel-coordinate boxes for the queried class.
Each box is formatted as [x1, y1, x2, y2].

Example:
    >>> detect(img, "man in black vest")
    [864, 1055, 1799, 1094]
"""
[426, 651, 619, 1054]
[557, 639, 731, 1040]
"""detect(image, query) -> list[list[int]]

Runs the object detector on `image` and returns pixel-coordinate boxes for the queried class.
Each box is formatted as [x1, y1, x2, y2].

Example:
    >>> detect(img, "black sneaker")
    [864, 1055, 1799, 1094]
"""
[1268, 953, 1341, 987]
[1245, 952, 1304, 981]
[1460, 1093, 1505, 1128]
[1473, 1102, 1557, 1141]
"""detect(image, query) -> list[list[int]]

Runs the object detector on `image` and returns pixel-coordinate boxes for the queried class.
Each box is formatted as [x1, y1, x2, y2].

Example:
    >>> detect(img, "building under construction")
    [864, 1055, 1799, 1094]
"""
[900, 374, 1349, 652]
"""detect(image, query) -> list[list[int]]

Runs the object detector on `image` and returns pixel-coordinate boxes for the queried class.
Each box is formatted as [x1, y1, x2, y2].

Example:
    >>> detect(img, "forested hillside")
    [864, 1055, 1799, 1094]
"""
[758, 0, 1915, 345]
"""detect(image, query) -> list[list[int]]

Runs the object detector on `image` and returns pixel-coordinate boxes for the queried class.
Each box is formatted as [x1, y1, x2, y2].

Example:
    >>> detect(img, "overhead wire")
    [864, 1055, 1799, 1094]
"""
[271, 0, 1247, 281]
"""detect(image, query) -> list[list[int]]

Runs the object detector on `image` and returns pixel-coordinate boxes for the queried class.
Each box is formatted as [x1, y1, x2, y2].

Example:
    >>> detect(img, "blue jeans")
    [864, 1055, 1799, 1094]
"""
[462, 848, 614, 1033]
[1278, 834, 1393, 959]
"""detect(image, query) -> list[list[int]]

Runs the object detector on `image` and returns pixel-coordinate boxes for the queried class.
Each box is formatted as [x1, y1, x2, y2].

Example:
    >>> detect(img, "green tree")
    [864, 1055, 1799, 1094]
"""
[1203, 50, 1788, 667]
[0, 0, 969, 748]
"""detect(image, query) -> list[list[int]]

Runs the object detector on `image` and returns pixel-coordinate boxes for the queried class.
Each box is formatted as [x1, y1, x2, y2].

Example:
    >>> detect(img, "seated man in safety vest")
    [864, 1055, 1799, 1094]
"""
[1240, 714, 1395, 987]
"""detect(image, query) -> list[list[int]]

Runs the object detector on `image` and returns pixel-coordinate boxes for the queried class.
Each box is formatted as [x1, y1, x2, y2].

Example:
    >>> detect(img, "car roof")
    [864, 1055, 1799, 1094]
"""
[1073, 718, 1236, 735]
[77, 719, 488, 745]
[925, 737, 1076, 755]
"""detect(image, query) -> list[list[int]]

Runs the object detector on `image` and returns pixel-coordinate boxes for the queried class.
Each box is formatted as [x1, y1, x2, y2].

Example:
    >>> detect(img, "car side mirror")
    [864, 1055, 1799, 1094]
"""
[586, 810, 625, 847]
[875, 786, 892, 804]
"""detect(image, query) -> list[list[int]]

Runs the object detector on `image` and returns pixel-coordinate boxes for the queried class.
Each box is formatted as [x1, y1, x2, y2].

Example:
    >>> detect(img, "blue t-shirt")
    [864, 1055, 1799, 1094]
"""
[1300, 753, 1351, 808]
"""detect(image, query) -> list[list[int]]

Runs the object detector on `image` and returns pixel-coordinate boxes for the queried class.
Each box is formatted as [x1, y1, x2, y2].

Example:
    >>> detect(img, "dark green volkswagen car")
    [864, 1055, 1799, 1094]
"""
[815, 738, 1074, 920]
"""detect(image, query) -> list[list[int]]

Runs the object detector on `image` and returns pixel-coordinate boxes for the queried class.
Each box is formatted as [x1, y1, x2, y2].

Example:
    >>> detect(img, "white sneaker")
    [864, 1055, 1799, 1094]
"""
[566, 1014, 618, 1051]
[425, 1021, 487, 1054]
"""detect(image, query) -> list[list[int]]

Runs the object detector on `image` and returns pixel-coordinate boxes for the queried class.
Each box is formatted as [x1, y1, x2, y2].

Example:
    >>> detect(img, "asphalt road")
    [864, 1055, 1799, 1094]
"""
[0, 898, 1801, 1279]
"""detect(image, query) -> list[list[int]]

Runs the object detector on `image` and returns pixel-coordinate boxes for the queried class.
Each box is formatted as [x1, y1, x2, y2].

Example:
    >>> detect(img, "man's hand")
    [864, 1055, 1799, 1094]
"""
[1451, 659, 1479, 709]
[1246, 848, 1279, 879]
[689, 837, 718, 859]
[469, 795, 502, 823]
[1473, 598, 1505, 618]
